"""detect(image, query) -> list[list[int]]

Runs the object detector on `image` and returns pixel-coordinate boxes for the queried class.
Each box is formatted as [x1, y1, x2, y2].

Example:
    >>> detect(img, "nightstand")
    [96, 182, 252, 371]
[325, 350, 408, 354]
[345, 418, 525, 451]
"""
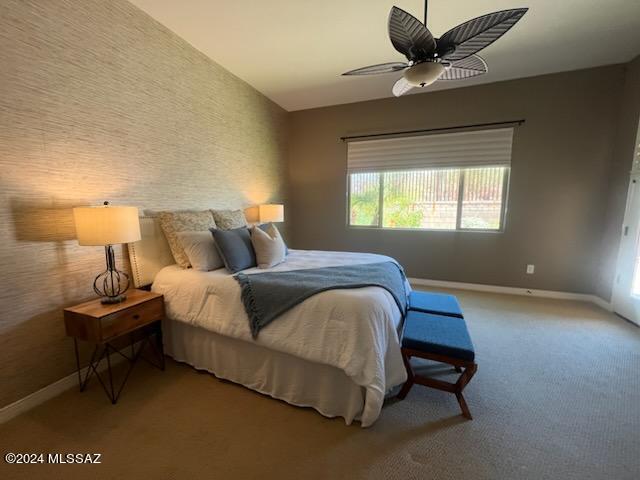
[64, 289, 165, 404]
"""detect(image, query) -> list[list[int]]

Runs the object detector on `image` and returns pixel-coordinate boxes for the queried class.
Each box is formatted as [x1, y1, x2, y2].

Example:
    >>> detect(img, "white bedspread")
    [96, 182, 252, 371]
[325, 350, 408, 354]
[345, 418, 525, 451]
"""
[152, 249, 409, 426]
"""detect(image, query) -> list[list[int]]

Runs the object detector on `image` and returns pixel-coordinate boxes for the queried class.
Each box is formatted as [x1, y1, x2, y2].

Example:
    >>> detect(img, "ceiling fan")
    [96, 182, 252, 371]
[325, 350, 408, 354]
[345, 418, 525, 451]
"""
[342, 1, 528, 97]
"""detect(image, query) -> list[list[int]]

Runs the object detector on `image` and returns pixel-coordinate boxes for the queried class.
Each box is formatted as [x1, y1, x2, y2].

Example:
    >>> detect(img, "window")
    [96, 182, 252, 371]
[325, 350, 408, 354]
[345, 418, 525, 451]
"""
[347, 128, 513, 231]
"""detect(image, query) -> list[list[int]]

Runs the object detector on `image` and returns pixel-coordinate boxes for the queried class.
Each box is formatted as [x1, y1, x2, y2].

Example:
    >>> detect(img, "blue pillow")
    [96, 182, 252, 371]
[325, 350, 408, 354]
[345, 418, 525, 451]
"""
[258, 223, 288, 255]
[210, 227, 256, 273]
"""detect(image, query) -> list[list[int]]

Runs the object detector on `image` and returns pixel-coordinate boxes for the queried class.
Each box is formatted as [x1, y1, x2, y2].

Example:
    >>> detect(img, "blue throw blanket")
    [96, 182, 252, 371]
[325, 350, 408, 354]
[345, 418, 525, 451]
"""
[235, 261, 408, 338]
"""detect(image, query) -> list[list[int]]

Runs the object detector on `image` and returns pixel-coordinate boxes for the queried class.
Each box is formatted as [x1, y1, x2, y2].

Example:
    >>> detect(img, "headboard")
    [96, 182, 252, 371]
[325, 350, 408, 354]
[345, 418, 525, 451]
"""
[127, 217, 175, 288]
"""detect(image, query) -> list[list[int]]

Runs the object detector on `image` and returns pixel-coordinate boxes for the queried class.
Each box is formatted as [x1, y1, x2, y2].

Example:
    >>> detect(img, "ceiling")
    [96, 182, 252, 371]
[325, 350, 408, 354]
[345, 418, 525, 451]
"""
[130, 0, 640, 111]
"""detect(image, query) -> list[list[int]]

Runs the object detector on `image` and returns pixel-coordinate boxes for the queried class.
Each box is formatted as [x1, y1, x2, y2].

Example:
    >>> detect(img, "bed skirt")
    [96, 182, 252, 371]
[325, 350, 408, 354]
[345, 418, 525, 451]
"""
[162, 319, 367, 425]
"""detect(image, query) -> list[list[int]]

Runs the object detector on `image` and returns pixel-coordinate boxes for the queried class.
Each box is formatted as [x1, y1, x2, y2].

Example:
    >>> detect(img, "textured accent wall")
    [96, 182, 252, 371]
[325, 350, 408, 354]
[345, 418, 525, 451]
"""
[0, 0, 288, 407]
[287, 66, 626, 295]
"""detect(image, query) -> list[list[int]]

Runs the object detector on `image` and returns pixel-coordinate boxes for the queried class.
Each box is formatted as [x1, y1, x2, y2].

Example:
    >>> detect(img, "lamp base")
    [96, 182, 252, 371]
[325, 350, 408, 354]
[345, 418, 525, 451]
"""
[94, 245, 130, 304]
[100, 294, 127, 304]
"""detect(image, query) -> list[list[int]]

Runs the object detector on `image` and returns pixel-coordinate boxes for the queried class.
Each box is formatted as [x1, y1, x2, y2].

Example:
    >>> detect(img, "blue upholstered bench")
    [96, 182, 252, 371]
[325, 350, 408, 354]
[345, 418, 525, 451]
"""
[398, 309, 478, 419]
[408, 291, 464, 318]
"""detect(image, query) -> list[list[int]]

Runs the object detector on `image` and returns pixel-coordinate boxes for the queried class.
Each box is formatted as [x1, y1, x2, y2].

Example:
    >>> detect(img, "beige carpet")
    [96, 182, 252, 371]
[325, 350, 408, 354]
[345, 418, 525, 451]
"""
[1, 288, 639, 480]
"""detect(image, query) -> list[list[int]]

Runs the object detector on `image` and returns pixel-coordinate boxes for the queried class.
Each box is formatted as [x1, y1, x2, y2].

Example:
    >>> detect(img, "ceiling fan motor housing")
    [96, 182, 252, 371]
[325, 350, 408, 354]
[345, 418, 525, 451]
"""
[404, 61, 445, 87]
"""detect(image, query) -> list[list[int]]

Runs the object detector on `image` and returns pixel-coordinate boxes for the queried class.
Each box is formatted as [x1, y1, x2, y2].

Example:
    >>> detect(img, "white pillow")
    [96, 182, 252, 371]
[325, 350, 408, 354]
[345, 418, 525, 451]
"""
[250, 224, 286, 269]
[157, 210, 216, 268]
[177, 231, 224, 271]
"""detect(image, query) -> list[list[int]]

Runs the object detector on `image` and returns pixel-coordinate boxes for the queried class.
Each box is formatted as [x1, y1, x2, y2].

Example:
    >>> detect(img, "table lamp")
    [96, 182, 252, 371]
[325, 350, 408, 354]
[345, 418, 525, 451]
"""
[258, 204, 284, 223]
[73, 201, 141, 303]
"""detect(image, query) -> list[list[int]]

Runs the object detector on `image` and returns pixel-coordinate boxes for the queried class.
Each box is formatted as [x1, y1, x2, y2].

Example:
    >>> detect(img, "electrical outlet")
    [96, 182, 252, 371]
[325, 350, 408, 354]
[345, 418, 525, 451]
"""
[526, 264, 535, 274]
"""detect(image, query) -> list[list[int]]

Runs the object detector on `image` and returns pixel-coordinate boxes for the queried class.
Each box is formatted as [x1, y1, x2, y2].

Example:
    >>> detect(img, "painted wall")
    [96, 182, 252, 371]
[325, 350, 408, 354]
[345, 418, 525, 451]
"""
[287, 66, 626, 295]
[0, 0, 288, 407]
[596, 55, 640, 300]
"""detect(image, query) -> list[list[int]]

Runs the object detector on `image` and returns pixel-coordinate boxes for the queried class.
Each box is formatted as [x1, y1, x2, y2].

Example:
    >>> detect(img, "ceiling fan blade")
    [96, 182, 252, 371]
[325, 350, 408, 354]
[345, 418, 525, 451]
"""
[392, 77, 413, 97]
[342, 62, 408, 76]
[440, 55, 487, 80]
[437, 8, 528, 61]
[388, 6, 437, 61]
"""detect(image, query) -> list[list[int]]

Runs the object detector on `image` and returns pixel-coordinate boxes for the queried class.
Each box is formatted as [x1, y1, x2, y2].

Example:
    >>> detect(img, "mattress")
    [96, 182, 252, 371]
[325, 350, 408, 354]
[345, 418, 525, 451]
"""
[152, 249, 409, 426]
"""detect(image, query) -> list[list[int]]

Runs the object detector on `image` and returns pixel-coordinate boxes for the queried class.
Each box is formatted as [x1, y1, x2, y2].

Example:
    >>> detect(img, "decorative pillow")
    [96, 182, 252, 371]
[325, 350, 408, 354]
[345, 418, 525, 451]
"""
[158, 211, 216, 268]
[176, 231, 224, 272]
[143, 209, 194, 217]
[210, 227, 256, 273]
[211, 209, 248, 230]
[251, 224, 286, 269]
[258, 223, 289, 255]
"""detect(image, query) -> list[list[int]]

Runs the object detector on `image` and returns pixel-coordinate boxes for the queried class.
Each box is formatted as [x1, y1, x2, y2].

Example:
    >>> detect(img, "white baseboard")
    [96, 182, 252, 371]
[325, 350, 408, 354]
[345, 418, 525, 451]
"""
[0, 344, 134, 424]
[0, 369, 86, 424]
[408, 277, 613, 311]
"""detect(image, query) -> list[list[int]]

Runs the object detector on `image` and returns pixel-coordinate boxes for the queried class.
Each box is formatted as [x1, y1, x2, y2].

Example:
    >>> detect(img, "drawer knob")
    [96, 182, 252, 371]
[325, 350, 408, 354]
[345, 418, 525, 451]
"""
[133, 314, 140, 320]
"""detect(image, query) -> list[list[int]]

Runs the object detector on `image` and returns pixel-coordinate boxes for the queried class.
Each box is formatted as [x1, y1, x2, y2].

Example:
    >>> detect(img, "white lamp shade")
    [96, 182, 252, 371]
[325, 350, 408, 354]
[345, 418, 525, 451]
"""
[258, 204, 284, 223]
[73, 205, 141, 246]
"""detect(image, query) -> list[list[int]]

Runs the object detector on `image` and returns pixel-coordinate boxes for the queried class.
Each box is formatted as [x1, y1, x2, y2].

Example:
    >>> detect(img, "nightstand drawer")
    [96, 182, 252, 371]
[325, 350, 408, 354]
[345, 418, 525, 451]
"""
[100, 296, 164, 340]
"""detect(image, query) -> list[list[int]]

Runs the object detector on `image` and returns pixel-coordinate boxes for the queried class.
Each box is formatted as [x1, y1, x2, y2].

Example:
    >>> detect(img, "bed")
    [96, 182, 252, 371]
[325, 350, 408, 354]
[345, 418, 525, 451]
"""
[128, 217, 408, 426]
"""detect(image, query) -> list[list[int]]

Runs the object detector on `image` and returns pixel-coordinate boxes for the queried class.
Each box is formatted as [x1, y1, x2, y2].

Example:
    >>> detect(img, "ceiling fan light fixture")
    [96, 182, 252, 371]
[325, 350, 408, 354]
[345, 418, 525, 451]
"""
[340, 2, 527, 97]
[403, 61, 445, 87]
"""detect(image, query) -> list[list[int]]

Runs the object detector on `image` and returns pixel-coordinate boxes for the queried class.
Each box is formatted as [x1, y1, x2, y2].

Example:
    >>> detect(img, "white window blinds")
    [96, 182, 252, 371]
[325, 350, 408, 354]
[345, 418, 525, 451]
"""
[347, 127, 514, 173]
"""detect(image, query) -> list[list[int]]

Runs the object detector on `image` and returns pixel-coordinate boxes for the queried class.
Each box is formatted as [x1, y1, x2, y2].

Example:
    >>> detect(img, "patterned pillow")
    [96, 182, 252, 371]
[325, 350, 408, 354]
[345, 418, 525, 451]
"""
[158, 211, 216, 268]
[211, 209, 248, 230]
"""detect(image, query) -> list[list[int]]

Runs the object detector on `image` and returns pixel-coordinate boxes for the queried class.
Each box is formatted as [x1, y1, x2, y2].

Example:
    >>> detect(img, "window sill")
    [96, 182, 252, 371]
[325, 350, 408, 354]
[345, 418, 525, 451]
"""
[347, 226, 504, 233]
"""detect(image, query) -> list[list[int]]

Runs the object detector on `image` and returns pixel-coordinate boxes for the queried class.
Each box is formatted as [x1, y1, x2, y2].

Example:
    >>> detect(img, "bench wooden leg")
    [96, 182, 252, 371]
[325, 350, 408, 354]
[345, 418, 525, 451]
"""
[455, 392, 472, 420]
[454, 363, 477, 419]
[397, 352, 415, 400]
[455, 363, 477, 391]
[398, 347, 478, 419]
